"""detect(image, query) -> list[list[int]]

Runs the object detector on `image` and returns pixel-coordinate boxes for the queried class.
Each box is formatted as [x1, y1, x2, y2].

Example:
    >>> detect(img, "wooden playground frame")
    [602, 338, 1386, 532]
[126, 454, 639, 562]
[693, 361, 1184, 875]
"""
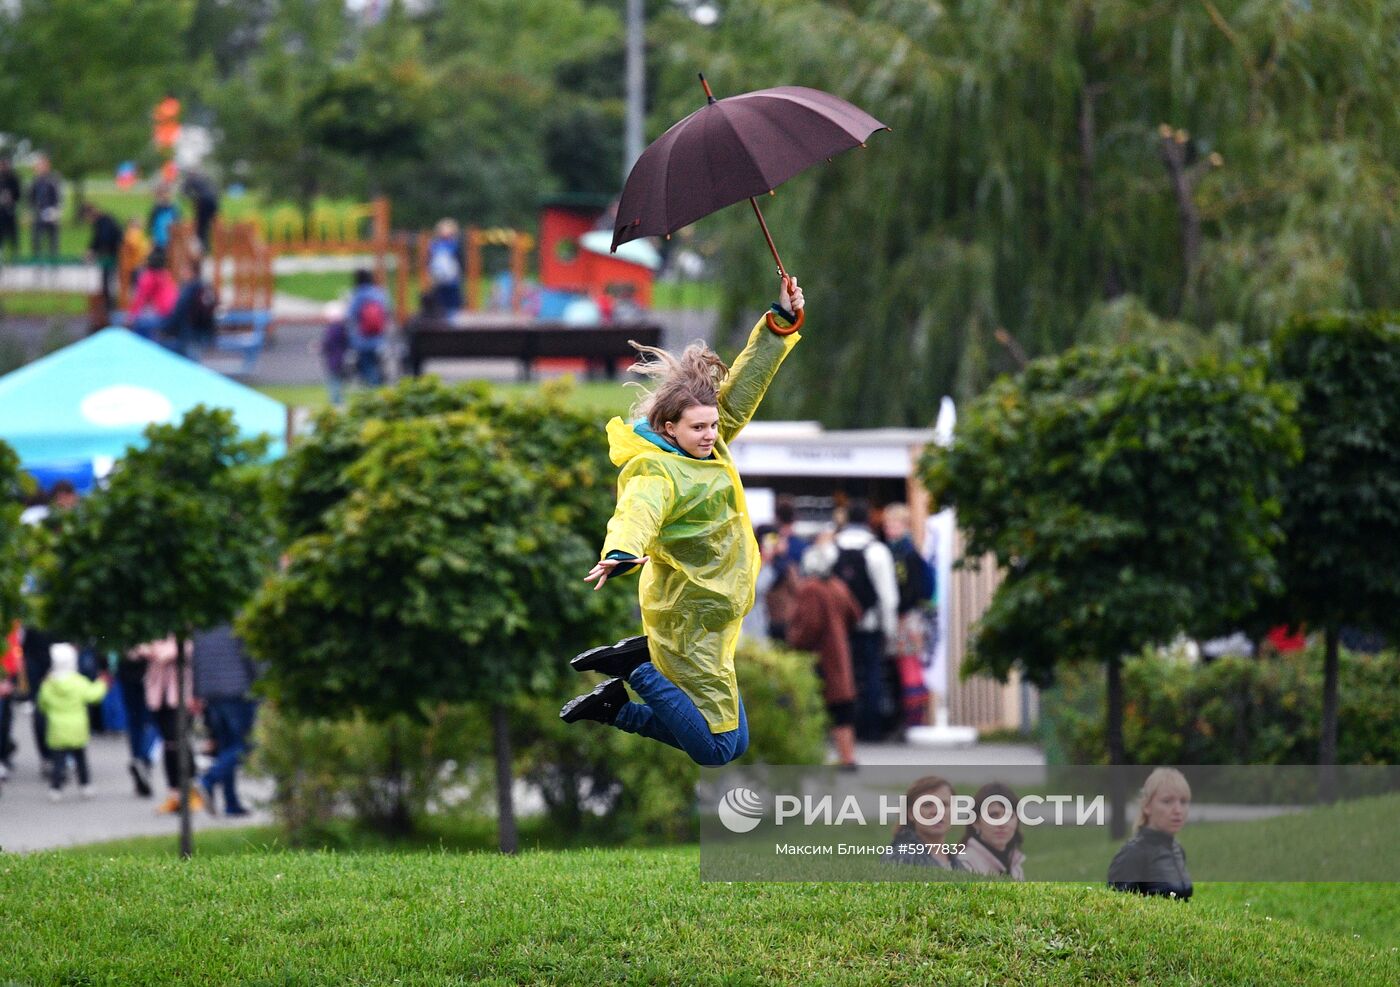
[417, 226, 535, 314]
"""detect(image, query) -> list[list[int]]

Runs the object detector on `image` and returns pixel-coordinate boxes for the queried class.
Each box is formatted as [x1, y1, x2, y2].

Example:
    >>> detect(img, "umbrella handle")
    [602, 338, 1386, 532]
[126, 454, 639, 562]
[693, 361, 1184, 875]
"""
[748, 197, 789, 284]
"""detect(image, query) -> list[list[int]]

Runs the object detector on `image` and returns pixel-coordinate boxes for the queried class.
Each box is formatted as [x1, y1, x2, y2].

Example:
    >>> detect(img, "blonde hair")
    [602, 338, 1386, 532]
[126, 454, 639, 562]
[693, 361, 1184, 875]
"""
[1134, 767, 1191, 833]
[627, 340, 729, 431]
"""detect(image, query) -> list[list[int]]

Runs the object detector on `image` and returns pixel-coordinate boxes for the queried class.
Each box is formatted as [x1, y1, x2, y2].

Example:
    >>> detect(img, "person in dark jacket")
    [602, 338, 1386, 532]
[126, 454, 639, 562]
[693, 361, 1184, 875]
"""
[192, 624, 260, 816]
[83, 203, 124, 313]
[1107, 767, 1193, 900]
[0, 155, 21, 260]
[28, 155, 61, 261]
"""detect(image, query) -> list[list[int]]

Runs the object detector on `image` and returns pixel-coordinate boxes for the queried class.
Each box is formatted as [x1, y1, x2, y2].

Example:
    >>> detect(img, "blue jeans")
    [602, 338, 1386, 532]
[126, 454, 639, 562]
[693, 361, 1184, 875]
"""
[118, 677, 157, 764]
[851, 630, 889, 742]
[612, 662, 748, 767]
[202, 698, 257, 811]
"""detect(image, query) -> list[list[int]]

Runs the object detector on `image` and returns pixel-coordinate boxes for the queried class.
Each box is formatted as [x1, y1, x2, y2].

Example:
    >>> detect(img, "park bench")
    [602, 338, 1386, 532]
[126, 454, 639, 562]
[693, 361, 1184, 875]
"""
[404, 318, 662, 380]
[211, 309, 271, 374]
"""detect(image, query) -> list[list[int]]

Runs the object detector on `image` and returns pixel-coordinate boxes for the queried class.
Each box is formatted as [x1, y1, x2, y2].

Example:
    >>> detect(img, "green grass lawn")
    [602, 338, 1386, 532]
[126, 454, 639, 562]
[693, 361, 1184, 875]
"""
[3, 843, 1394, 985]
[9, 793, 1397, 984]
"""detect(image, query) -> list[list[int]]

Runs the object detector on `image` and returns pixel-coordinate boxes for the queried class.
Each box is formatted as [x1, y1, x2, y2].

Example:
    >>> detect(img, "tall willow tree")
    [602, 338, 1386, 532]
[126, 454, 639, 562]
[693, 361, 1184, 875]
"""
[655, 0, 1400, 425]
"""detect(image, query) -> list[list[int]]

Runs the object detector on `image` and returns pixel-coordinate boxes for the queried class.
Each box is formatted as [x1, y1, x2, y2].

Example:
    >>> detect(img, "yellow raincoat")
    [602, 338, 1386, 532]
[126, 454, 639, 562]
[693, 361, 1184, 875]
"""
[602, 311, 801, 732]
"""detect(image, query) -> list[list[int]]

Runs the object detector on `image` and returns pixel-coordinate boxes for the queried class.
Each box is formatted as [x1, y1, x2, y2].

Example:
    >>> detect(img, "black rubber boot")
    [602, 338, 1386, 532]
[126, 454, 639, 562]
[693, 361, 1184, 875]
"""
[560, 677, 630, 725]
[570, 635, 650, 678]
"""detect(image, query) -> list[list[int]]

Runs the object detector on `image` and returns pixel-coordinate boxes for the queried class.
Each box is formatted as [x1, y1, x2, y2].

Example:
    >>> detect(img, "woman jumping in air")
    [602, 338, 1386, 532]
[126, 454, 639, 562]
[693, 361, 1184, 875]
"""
[560, 275, 805, 766]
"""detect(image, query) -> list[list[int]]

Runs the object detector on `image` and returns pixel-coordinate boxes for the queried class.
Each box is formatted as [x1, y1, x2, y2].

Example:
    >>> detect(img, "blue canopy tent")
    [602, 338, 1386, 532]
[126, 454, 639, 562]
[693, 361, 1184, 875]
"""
[0, 329, 287, 491]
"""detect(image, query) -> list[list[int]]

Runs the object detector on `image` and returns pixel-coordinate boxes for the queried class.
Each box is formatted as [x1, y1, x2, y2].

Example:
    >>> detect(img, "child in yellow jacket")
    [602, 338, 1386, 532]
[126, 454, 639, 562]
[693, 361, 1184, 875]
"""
[37, 643, 108, 800]
[561, 277, 804, 766]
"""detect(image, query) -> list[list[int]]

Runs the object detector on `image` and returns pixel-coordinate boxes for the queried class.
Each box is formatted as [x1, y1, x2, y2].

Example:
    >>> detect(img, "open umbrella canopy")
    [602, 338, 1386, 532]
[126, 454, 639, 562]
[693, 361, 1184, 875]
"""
[612, 85, 888, 252]
[0, 328, 286, 474]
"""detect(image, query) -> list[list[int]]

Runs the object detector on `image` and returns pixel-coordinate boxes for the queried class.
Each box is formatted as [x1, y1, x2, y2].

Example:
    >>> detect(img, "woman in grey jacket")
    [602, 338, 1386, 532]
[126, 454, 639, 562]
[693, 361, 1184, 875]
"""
[1107, 767, 1193, 900]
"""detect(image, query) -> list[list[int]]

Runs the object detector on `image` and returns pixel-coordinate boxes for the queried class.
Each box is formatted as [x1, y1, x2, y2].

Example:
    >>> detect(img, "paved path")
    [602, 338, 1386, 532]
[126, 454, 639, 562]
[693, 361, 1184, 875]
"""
[0, 705, 274, 854]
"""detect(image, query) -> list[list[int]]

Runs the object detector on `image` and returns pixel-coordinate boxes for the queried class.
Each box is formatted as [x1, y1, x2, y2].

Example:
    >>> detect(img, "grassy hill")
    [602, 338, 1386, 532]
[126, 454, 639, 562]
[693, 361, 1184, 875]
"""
[3, 843, 1395, 985]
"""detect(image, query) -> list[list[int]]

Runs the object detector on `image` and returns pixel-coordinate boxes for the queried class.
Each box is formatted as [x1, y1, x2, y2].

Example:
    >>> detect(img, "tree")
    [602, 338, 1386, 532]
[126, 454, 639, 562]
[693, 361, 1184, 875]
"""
[0, 441, 30, 628]
[921, 344, 1297, 835]
[656, 0, 1400, 425]
[1270, 312, 1400, 794]
[35, 407, 274, 857]
[0, 0, 196, 205]
[239, 379, 632, 852]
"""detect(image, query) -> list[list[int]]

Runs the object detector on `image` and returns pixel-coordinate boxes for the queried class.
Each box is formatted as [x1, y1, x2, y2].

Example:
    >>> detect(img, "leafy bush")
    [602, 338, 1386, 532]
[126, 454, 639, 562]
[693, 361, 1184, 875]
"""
[1045, 642, 1400, 765]
[514, 636, 829, 843]
[252, 702, 492, 845]
[254, 638, 827, 845]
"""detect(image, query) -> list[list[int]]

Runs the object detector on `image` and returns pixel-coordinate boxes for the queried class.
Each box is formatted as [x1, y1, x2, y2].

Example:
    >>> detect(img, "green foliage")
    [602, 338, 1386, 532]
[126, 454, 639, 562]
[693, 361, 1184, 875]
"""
[1045, 644, 1400, 766]
[1269, 312, 1400, 636]
[240, 377, 633, 720]
[657, 0, 1400, 425]
[0, 0, 196, 188]
[0, 439, 31, 625]
[252, 701, 492, 842]
[36, 407, 274, 647]
[921, 344, 1298, 685]
[514, 637, 828, 842]
[252, 638, 826, 845]
[207, 0, 624, 226]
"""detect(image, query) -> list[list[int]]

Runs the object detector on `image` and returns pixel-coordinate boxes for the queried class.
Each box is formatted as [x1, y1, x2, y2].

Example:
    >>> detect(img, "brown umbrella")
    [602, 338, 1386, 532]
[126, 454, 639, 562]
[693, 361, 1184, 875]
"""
[611, 75, 889, 292]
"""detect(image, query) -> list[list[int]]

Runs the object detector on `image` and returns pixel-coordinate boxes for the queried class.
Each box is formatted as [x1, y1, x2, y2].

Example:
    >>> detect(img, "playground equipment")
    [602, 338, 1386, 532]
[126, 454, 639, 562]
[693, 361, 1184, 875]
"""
[251, 196, 410, 322]
[412, 201, 655, 319]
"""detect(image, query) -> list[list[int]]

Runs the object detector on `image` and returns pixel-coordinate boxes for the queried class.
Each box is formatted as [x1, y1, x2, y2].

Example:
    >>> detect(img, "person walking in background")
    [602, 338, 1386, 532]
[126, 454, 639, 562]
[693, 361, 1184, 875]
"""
[147, 184, 180, 251]
[181, 171, 220, 249]
[785, 536, 862, 771]
[959, 782, 1026, 880]
[119, 217, 152, 291]
[833, 500, 899, 742]
[319, 300, 350, 406]
[346, 268, 391, 387]
[427, 218, 463, 315]
[883, 503, 934, 729]
[126, 249, 178, 340]
[37, 643, 108, 801]
[82, 203, 123, 315]
[28, 154, 61, 261]
[762, 497, 806, 642]
[0, 622, 22, 781]
[0, 155, 21, 261]
[1107, 767, 1194, 900]
[21, 626, 54, 774]
[134, 636, 204, 814]
[115, 641, 158, 798]
[192, 624, 260, 816]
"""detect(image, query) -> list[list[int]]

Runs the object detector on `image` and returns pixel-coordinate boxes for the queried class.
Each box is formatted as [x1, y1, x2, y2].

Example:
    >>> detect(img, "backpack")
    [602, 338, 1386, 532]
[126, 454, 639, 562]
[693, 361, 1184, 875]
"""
[358, 297, 387, 337]
[834, 545, 879, 613]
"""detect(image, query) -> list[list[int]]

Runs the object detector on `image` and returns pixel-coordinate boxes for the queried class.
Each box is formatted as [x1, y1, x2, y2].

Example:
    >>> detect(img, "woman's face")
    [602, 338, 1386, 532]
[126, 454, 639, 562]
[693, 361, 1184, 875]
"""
[974, 805, 1018, 852]
[665, 405, 719, 458]
[910, 786, 953, 844]
[1143, 786, 1191, 835]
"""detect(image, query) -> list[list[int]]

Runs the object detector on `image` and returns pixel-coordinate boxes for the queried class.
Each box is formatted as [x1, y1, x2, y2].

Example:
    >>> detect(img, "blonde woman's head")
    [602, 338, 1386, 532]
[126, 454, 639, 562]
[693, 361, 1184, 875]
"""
[1135, 767, 1191, 835]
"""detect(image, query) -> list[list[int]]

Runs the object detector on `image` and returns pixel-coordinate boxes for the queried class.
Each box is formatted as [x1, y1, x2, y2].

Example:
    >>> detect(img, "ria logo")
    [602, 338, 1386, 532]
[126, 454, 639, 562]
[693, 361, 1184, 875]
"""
[717, 788, 766, 833]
